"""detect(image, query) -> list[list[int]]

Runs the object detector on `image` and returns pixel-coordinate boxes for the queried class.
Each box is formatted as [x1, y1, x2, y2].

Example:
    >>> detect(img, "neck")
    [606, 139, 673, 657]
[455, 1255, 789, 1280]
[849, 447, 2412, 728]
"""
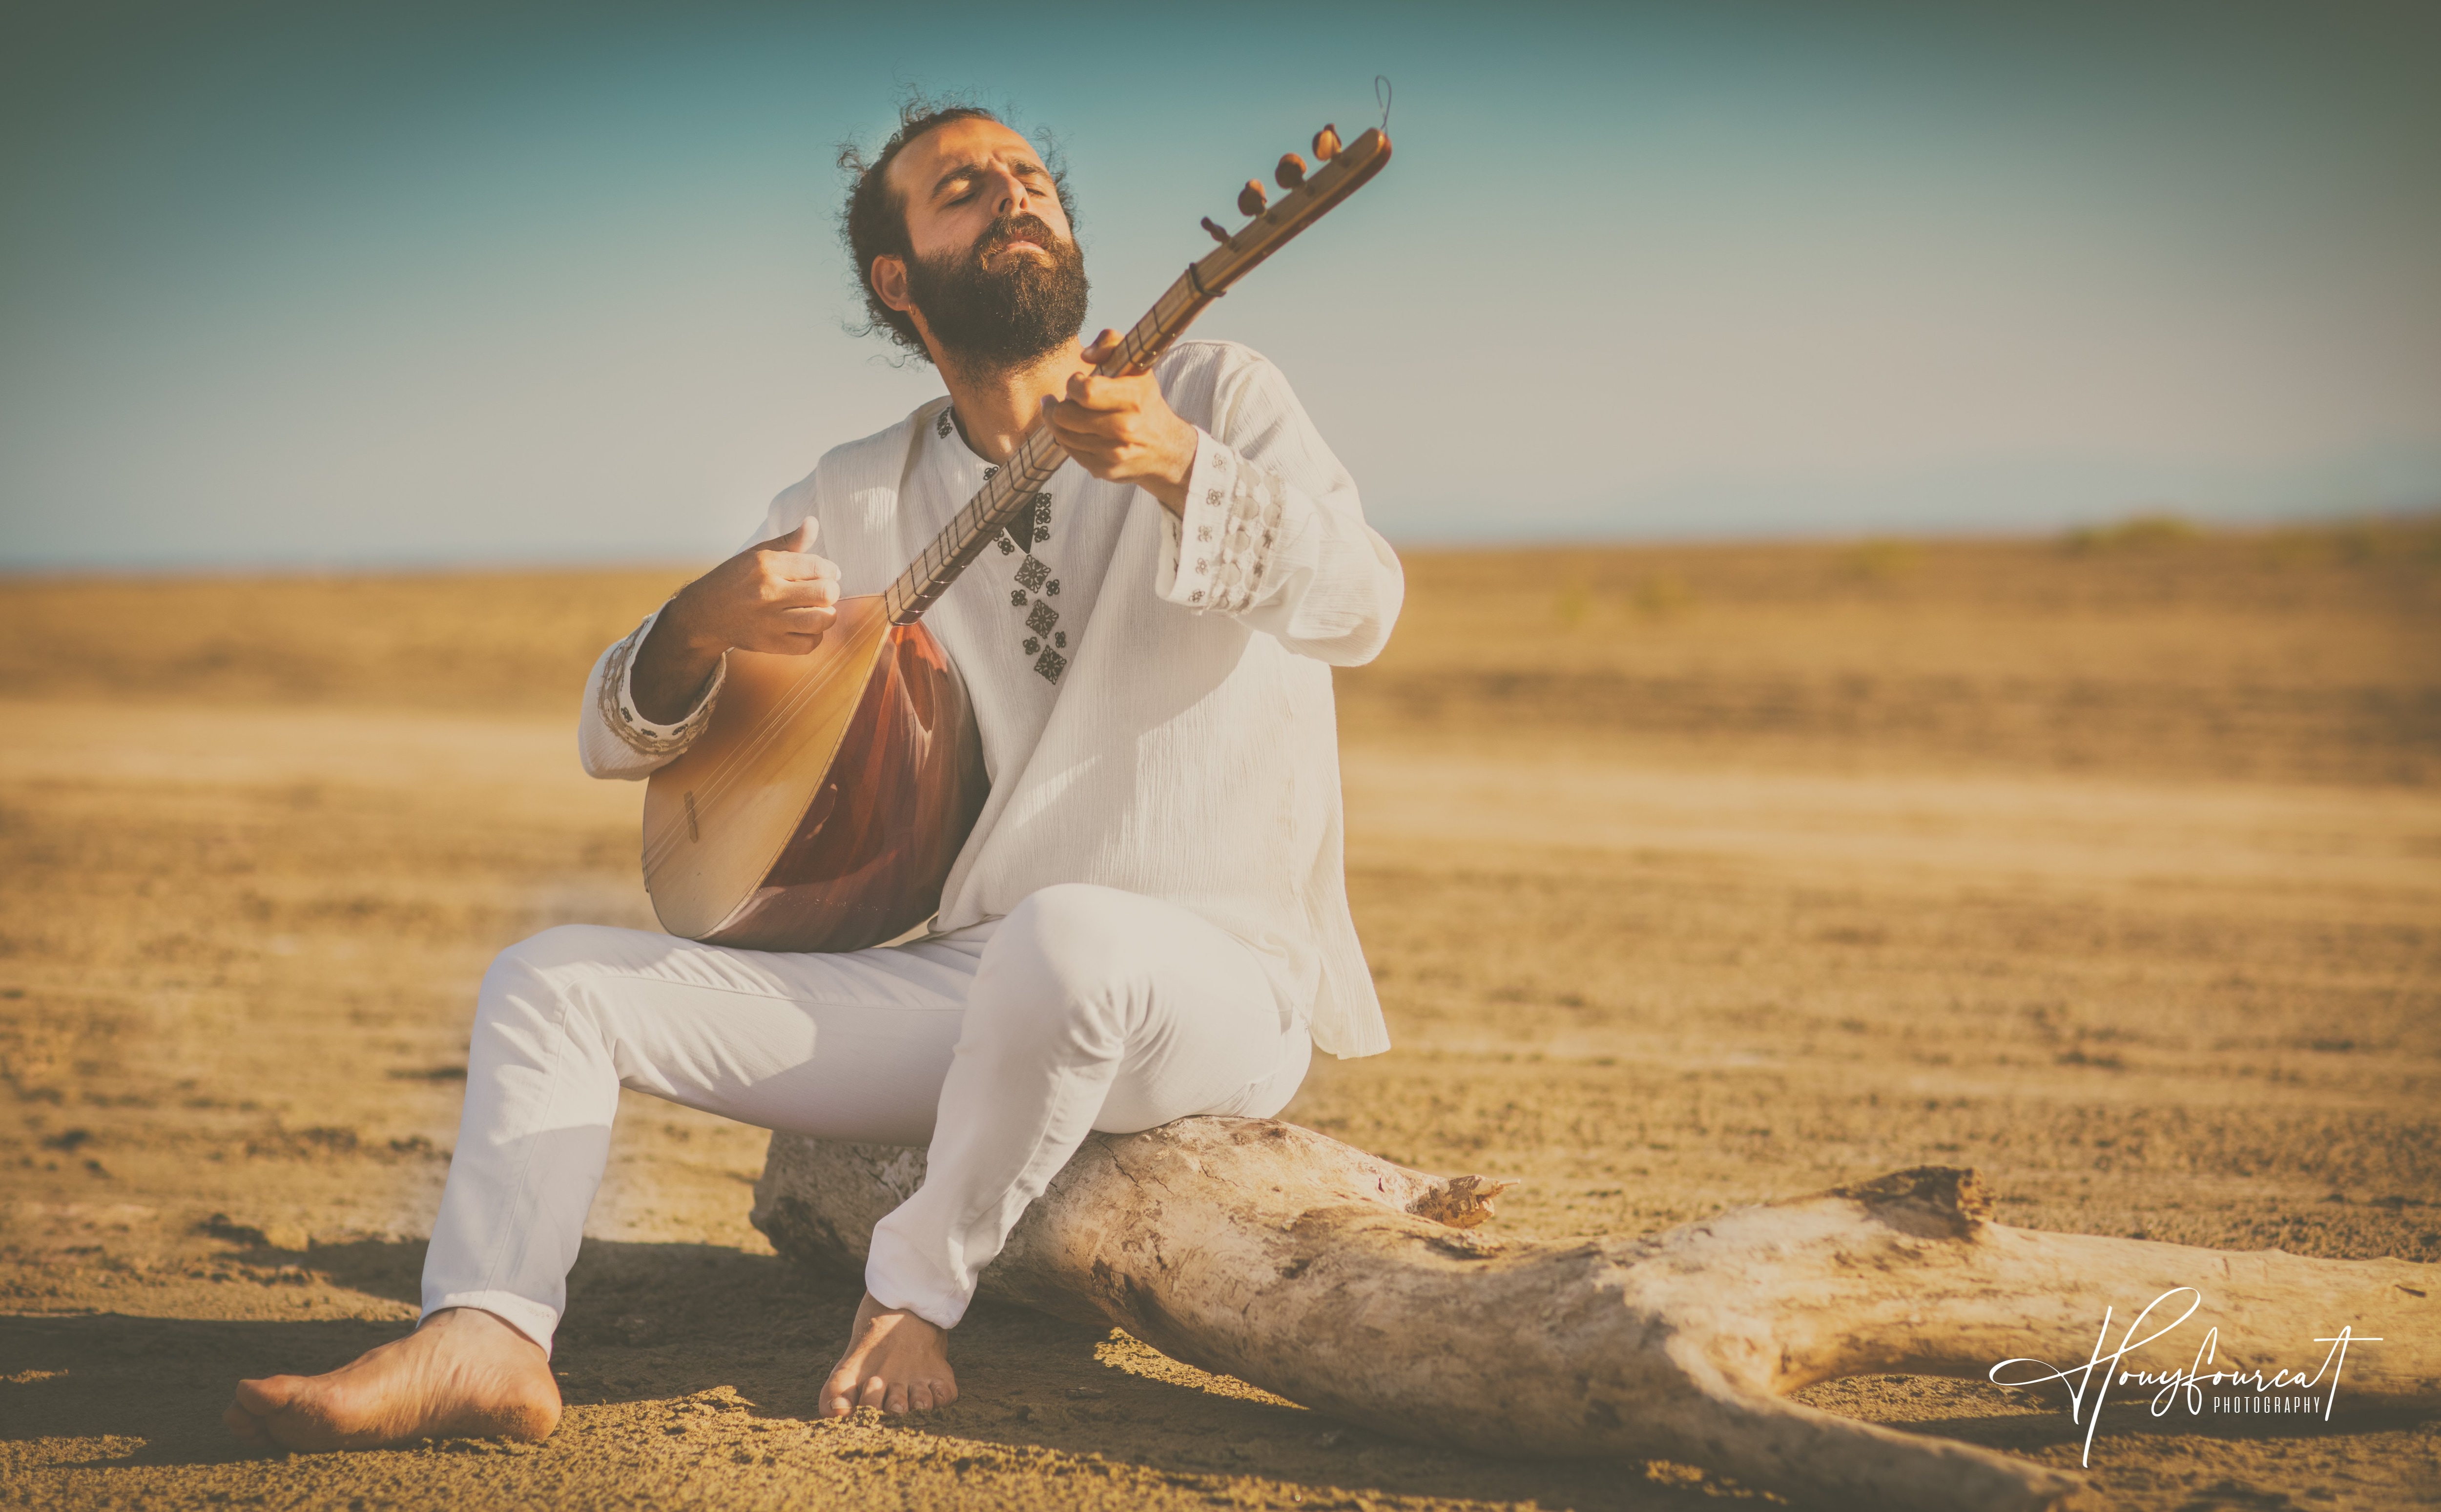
[932, 340, 1087, 464]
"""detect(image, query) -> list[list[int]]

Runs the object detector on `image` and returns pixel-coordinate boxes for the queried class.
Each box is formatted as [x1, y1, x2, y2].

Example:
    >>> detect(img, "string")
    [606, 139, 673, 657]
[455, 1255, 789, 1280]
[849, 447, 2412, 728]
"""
[639, 608, 884, 857]
[1376, 75, 1393, 131]
[641, 641, 865, 872]
[641, 651, 854, 873]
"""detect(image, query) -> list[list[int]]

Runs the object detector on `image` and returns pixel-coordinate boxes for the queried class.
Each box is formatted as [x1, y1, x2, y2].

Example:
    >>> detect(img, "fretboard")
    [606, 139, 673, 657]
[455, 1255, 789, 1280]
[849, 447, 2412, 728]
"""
[881, 267, 1219, 624]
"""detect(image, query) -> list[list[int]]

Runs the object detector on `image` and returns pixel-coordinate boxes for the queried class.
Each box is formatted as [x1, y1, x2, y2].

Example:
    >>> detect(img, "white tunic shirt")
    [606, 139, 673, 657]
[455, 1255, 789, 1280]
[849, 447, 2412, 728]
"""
[577, 339, 1402, 1058]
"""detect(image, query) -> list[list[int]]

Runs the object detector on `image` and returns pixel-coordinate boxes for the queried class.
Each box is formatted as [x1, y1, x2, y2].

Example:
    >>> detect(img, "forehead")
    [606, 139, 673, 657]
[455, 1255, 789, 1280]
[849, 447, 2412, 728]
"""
[887, 119, 1048, 204]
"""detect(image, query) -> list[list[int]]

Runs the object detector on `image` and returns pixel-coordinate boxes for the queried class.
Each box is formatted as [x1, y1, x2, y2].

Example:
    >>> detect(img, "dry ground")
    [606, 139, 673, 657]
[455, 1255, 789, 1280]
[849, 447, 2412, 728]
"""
[3, 518, 2438, 1510]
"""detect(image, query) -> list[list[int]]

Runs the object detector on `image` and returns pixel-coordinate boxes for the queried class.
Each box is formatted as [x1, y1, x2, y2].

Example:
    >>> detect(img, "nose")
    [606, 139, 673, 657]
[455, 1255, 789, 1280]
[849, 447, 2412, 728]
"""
[990, 165, 1035, 218]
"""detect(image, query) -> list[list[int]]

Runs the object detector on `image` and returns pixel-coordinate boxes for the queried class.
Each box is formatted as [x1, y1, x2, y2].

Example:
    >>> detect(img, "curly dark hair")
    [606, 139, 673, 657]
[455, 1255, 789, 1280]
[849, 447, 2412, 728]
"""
[839, 98, 1079, 361]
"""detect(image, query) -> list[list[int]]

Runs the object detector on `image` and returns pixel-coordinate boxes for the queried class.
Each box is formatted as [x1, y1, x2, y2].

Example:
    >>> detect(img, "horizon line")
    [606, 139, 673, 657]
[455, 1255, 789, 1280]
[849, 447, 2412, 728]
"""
[3, 508, 2434, 584]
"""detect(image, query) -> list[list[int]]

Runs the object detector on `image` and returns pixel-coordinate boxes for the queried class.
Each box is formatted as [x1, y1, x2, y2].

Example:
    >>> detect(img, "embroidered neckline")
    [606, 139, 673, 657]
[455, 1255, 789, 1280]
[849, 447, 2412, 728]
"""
[930, 422, 1072, 685]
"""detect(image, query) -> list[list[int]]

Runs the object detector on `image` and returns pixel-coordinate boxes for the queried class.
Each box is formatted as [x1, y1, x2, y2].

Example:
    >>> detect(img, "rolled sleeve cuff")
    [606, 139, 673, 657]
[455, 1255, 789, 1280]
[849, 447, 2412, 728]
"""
[1154, 428, 1288, 614]
[598, 606, 725, 759]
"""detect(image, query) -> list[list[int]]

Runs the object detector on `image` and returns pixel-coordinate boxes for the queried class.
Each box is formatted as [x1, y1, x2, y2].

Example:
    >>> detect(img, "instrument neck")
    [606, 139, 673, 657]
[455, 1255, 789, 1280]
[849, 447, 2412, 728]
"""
[882, 266, 1218, 625]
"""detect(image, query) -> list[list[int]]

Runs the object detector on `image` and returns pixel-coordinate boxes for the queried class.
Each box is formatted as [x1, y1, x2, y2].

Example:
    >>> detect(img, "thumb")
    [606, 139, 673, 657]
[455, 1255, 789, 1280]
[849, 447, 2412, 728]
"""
[768, 515, 819, 553]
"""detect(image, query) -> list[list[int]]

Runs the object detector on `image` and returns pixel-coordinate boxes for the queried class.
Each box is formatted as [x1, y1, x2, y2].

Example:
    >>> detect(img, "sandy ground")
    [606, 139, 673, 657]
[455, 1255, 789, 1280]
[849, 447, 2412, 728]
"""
[3, 521, 2438, 1509]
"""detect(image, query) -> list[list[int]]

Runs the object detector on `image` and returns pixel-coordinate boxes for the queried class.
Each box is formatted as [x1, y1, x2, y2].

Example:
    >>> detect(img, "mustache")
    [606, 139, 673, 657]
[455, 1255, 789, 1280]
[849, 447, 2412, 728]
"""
[973, 212, 1064, 263]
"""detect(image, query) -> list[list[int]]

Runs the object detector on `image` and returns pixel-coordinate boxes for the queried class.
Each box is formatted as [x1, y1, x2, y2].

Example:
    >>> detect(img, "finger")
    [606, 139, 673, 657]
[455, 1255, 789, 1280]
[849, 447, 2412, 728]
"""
[736, 626, 830, 655]
[761, 577, 841, 607]
[1079, 327, 1123, 363]
[767, 551, 842, 584]
[751, 516, 820, 556]
[1043, 399, 1126, 446]
[1064, 370, 1139, 410]
[1042, 424, 1112, 470]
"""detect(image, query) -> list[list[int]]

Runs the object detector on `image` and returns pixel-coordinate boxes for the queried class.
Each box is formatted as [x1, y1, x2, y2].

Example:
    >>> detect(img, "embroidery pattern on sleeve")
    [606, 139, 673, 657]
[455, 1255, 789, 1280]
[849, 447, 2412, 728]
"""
[598, 616, 723, 758]
[1185, 450, 1285, 615]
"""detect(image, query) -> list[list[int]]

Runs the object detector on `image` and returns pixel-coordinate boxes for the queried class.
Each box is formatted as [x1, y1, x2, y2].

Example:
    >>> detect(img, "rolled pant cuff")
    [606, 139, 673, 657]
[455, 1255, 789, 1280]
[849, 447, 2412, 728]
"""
[424, 1290, 559, 1358]
[862, 1255, 970, 1331]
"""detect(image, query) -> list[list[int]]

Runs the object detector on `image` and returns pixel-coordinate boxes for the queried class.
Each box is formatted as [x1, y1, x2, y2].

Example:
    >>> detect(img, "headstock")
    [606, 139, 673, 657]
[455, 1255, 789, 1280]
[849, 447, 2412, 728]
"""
[1084, 118, 1393, 382]
[1186, 122, 1393, 299]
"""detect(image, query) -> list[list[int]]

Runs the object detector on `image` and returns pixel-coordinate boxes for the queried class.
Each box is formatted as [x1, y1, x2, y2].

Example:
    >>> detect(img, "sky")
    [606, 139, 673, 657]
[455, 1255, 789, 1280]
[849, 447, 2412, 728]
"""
[2, 0, 2436, 570]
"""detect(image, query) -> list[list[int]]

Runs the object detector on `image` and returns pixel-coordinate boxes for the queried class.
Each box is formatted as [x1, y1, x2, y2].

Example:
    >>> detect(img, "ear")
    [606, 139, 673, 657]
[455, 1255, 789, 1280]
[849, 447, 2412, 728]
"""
[872, 255, 912, 315]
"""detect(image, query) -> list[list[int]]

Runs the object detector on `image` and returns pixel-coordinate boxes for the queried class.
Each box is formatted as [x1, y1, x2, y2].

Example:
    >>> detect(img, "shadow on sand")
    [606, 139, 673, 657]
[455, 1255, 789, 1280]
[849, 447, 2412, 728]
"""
[10, 1238, 2383, 1507]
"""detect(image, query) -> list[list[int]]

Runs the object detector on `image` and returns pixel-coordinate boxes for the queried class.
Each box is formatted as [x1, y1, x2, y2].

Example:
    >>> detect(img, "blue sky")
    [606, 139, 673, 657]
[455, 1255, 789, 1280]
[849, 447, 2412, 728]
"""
[2, 0, 2435, 569]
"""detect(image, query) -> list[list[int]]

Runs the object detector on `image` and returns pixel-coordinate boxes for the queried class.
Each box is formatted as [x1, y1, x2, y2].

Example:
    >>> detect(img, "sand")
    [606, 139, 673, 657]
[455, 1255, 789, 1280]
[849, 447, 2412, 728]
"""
[3, 520, 2438, 1509]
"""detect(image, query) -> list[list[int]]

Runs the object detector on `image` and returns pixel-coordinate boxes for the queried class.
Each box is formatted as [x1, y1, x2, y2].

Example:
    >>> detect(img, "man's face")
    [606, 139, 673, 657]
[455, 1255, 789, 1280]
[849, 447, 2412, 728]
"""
[876, 119, 1089, 369]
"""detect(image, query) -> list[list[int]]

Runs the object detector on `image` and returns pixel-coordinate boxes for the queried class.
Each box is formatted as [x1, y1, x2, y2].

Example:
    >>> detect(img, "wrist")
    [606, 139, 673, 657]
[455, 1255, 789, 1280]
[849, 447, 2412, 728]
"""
[655, 594, 731, 661]
[1144, 420, 1200, 515]
[633, 605, 724, 715]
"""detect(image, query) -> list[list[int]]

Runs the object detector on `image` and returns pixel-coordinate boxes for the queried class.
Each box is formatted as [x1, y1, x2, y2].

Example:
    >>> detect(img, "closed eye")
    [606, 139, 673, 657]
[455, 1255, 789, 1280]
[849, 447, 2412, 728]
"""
[931, 160, 1052, 207]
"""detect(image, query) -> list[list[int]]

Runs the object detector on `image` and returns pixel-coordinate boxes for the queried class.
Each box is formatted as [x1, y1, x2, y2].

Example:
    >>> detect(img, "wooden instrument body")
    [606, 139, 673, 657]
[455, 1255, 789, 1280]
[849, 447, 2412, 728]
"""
[641, 595, 987, 953]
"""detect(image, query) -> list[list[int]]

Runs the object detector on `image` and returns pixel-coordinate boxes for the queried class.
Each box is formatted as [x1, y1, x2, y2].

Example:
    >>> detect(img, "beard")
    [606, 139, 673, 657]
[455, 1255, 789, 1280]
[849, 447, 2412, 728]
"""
[903, 211, 1091, 369]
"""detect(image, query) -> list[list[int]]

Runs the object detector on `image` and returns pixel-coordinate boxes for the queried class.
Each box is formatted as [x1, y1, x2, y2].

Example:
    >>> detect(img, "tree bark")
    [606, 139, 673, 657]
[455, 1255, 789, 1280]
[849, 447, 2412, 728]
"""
[750, 1117, 2440, 1511]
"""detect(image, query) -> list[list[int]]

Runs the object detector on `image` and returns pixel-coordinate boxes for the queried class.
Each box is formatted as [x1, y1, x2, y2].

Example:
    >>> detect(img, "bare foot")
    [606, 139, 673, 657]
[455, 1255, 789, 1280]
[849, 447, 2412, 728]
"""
[223, 1306, 561, 1451]
[820, 1292, 957, 1416]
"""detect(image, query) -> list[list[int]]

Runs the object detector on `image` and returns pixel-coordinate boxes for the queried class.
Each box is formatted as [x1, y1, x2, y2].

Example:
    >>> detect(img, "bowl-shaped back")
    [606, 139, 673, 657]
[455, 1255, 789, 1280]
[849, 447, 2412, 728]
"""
[641, 598, 988, 952]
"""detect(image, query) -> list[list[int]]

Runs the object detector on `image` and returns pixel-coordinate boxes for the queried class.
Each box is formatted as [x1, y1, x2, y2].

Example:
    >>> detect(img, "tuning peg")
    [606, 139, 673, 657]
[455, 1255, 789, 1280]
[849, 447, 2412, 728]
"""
[1275, 152, 1307, 189]
[1237, 179, 1267, 217]
[1200, 216, 1229, 244]
[1312, 124, 1341, 161]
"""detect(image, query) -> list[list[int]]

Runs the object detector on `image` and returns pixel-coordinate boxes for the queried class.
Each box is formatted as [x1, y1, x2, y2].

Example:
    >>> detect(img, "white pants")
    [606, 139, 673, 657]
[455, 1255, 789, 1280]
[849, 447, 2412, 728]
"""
[420, 883, 1310, 1350]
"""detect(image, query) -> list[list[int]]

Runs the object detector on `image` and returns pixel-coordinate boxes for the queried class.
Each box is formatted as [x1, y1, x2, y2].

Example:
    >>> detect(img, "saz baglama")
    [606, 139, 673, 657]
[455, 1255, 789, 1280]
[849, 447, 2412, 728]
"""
[640, 122, 1392, 952]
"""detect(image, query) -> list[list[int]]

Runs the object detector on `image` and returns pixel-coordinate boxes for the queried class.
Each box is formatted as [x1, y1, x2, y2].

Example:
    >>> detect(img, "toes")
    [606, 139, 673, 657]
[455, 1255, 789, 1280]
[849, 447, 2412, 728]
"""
[222, 1401, 267, 1443]
[818, 1370, 855, 1419]
[884, 1383, 910, 1414]
[231, 1375, 293, 1416]
[908, 1383, 934, 1413]
[857, 1375, 889, 1411]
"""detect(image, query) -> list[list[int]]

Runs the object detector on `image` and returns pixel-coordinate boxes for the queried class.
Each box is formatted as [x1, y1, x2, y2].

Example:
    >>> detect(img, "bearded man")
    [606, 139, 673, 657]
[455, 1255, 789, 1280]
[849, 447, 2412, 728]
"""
[224, 102, 1402, 1449]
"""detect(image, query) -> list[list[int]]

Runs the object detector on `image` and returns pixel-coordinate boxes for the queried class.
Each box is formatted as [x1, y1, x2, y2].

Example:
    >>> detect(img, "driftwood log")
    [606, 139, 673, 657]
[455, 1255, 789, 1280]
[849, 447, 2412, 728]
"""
[750, 1117, 2440, 1511]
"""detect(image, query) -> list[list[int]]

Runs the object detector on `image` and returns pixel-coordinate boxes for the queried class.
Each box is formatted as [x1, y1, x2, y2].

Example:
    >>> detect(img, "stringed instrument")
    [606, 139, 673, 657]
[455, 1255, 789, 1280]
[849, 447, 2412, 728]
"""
[640, 122, 1392, 951]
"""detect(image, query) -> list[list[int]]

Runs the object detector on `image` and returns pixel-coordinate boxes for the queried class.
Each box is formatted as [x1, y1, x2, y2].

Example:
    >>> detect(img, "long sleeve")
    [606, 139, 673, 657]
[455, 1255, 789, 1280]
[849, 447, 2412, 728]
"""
[1152, 349, 1403, 666]
[576, 606, 727, 781]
